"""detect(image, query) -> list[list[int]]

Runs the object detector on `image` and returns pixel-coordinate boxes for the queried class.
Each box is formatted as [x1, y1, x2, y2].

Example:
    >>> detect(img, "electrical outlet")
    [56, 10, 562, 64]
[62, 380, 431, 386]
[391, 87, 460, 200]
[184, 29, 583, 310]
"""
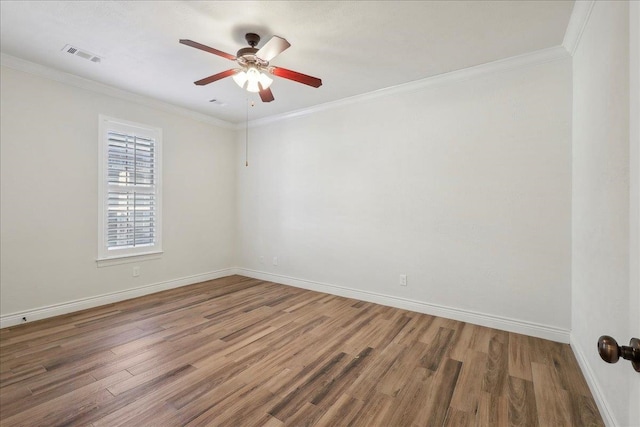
[399, 274, 407, 286]
[259, 256, 264, 264]
[272, 256, 278, 266]
[133, 266, 140, 277]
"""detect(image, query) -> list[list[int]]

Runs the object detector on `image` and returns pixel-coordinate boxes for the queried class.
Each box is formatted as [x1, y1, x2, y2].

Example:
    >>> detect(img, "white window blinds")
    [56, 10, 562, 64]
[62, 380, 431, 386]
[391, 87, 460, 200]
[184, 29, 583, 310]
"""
[107, 132, 156, 249]
[98, 116, 162, 261]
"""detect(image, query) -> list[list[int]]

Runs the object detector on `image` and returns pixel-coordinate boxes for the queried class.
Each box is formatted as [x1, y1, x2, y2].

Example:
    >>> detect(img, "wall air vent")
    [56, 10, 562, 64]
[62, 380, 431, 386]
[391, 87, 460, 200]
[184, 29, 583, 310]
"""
[62, 44, 102, 63]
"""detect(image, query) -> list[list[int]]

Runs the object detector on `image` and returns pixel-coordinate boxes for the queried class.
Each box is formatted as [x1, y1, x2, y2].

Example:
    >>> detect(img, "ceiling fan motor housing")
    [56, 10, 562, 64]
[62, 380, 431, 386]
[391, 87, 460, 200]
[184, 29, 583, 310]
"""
[236, 46, 268, 68]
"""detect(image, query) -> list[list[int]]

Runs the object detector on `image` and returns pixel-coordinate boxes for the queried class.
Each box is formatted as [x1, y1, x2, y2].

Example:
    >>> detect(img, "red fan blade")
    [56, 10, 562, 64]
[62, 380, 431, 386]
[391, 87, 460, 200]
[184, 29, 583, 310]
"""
[256, 36, 291, 62]
[180, 39, 236, 61]
[270, 67, 322, 88]
[259, 85, 275, 102]
[194, 69, 238, 86]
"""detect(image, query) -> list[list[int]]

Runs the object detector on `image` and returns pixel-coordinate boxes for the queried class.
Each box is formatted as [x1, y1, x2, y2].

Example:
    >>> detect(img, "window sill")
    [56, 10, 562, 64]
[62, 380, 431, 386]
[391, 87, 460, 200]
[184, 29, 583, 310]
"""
[96, 251, 163, 268]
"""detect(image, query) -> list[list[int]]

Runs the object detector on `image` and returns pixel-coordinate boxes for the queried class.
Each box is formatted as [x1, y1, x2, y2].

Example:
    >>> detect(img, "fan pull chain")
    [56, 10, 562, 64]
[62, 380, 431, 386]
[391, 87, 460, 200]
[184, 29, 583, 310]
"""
[246, 99, 249, 166]
[245, 100, 254, 167]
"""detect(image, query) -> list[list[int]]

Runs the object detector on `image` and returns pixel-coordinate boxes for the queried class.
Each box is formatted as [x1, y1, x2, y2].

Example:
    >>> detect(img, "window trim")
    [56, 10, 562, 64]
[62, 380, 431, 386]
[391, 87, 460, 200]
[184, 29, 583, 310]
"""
[97, 115, 163, 264]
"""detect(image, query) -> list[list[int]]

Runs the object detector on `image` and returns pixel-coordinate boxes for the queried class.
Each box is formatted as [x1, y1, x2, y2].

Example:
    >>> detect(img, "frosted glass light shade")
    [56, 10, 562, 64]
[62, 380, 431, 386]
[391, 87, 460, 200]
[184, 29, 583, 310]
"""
[233, 67, 273, 92]
[232, 70, 248, 88]
[258, 72, 273, 90]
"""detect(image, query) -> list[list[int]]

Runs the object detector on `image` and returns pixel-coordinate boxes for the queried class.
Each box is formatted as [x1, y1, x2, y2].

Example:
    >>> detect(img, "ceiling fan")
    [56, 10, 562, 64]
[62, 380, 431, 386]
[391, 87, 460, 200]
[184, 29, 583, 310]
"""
[180, 33, 322, 103]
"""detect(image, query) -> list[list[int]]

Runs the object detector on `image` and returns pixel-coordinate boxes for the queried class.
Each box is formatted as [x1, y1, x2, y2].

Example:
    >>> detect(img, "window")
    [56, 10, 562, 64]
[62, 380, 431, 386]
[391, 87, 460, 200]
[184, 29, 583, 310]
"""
[98, 115, 162, 262]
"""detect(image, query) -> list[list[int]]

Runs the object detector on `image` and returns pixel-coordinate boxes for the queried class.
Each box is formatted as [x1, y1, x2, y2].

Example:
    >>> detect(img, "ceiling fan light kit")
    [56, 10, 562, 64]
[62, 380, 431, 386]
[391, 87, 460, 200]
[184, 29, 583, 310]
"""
[232, 67, 273, 93]
[180, 32, 322, 103]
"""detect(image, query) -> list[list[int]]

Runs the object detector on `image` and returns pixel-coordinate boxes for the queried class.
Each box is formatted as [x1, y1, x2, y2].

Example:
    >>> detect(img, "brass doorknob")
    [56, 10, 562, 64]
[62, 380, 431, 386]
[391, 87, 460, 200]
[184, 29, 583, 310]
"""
[597, 335, 640, 372]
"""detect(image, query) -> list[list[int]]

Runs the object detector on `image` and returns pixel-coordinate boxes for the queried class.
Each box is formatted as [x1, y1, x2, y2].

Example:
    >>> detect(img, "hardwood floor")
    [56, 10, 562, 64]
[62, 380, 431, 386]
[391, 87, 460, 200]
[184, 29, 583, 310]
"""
[0, 275, 603, 426]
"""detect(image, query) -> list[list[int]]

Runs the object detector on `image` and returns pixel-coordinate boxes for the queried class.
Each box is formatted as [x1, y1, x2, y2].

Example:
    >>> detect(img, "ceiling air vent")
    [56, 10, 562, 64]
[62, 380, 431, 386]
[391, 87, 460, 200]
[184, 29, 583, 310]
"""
[62, 44, 102, 63]
[209, 99, 227, 106]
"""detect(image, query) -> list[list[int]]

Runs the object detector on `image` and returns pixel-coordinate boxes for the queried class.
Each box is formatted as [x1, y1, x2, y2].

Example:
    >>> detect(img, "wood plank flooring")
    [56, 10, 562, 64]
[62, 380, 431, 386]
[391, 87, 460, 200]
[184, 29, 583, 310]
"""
[0, 275, 603, 426]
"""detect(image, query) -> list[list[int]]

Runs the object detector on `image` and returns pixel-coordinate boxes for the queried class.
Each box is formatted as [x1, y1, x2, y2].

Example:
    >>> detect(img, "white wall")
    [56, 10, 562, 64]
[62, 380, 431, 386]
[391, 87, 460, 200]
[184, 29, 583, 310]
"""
[571, 1, 635, 426]
[237, 58, 573, 336]
[0, 65, 237, 320]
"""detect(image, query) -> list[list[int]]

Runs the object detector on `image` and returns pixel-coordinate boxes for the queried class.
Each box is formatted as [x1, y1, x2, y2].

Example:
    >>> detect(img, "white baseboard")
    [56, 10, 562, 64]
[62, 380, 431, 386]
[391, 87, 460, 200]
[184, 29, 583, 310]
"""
[238, 268, 570, 343]
[570, 336, 618, 427]
[0, 267, 240, 329]
[2, 267, 570, 344]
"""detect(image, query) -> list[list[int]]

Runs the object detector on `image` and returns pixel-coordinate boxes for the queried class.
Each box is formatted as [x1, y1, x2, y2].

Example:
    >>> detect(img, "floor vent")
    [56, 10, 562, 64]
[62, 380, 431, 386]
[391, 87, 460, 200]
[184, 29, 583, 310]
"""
[62, 44, 102, 63]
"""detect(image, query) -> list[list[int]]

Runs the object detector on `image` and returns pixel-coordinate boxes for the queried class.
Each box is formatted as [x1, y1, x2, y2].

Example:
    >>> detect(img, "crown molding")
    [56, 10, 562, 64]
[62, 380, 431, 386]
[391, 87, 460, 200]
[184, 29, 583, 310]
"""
[1, 45, 570, 133]
[562, 0, 596, 56]
[0, 53, 235, 130]
[243, 45, 570, 130]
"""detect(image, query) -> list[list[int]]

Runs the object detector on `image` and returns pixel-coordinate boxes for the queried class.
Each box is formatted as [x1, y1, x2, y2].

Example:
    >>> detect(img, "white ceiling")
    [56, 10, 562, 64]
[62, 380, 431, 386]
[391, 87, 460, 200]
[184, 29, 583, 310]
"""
[0, 1, 574, 125]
